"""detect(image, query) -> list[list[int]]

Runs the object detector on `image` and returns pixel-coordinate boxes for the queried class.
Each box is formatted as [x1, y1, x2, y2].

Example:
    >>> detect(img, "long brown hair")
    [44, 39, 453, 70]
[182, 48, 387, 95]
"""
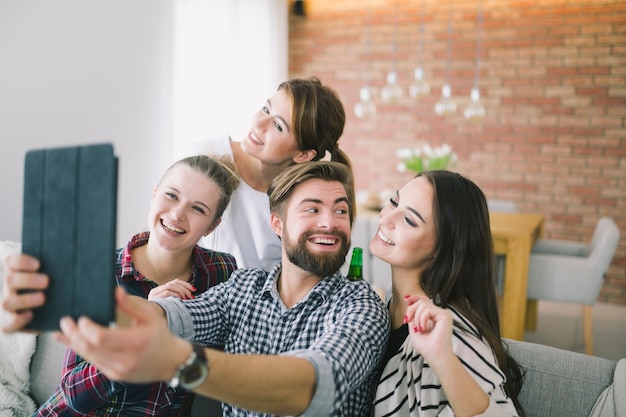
[417, 170, 526, 416]
[278, 77, 351, 170]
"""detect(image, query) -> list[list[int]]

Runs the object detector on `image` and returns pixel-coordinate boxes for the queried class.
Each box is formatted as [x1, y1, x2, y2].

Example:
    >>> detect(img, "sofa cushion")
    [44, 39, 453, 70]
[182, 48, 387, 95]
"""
[30, 332, 65, 407]
[505, 339, 616, 417]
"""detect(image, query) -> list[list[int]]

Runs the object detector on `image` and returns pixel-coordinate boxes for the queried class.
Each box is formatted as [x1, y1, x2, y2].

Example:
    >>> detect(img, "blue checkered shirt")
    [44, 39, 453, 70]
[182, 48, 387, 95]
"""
[153, 263, 391, 417]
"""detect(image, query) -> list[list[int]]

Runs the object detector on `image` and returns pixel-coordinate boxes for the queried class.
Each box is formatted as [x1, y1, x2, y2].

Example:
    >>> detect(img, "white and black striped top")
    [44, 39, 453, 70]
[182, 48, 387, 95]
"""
[373, 306, 519, 417]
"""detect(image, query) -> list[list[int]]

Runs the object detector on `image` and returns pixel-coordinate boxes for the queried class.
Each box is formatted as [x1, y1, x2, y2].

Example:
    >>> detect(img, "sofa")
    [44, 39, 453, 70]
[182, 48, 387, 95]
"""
[2, 241, 624, 417]
[22, 332, 625, 417]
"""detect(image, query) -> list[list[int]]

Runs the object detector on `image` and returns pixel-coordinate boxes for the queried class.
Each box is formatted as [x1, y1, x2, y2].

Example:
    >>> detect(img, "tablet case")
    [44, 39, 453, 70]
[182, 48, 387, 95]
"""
[21, 143, 118, 331]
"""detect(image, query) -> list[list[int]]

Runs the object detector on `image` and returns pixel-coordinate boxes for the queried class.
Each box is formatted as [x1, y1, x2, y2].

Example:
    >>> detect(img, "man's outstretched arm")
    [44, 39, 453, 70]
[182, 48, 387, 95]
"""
[56, 286, 317, 416]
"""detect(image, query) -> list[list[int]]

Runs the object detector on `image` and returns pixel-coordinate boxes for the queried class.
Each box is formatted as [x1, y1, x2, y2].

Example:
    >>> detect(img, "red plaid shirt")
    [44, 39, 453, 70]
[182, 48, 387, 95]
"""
[34, 232, 237, 417]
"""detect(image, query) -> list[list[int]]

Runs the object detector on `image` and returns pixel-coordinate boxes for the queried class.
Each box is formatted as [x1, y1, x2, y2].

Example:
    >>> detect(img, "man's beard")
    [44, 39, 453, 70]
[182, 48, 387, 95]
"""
[284, 229, 350, 278]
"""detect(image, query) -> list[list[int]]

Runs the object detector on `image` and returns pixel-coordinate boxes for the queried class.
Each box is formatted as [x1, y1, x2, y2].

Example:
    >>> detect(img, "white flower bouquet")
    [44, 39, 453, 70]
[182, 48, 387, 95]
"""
[396, 143, 457, 174]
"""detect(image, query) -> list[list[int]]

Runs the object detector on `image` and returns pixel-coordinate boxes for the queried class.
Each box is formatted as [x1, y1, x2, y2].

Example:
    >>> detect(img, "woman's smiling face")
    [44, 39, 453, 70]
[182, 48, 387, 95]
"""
[148, 164, 222, 252]
[369, 176, 437, 271]
[241, 88, 304, 165]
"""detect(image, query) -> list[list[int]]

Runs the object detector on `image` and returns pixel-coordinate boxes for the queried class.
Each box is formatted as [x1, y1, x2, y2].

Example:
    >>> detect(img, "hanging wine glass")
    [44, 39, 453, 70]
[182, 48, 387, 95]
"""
[464, 87, 486, 121]
[435, 84, 457, 116]
[409, 67, 430, 99]
[354, 86, 377, 119]
[381, 71, 403, 103]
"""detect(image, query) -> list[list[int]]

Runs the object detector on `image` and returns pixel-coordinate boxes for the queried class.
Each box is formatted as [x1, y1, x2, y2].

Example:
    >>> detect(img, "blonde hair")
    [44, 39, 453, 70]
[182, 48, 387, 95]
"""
[160, 154, 240, 222]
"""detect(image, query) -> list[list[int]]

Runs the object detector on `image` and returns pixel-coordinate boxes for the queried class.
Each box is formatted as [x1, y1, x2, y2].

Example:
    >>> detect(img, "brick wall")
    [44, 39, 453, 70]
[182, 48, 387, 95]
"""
[289, 0, 626, 304]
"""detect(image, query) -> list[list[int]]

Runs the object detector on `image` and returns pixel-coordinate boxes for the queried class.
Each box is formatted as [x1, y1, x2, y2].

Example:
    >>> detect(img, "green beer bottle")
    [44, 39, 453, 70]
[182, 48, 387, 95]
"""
[347, 247, 363, 281]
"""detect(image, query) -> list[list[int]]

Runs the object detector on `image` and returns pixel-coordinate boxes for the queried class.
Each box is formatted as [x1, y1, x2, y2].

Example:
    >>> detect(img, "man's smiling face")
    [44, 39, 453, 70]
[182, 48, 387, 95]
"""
[279, 178, 351, 278]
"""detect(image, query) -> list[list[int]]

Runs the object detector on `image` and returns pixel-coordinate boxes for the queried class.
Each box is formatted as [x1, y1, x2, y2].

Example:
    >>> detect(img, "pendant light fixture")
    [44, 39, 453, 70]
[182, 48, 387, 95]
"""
[354, 0, 377, 118]
[409, 0, 430, 99]
[381, 1, 403, 103]
[464, 0, 486, 121]
[435, 0, 457, 116]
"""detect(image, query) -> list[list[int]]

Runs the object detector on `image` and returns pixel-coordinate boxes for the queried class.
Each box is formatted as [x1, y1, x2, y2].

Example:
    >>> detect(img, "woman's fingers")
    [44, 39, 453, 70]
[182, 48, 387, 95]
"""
[405, 296, 440, 333]
[148, 280, 195, 300]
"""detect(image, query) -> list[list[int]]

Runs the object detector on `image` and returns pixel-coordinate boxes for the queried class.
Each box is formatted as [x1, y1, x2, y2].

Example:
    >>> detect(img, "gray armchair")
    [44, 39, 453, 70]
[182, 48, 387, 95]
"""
[527, 217, 620, 355]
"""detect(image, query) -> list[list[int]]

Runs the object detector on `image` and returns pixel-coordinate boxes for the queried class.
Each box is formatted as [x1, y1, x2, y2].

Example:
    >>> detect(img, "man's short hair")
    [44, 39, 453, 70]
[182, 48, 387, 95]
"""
[267, 161, 355, 226]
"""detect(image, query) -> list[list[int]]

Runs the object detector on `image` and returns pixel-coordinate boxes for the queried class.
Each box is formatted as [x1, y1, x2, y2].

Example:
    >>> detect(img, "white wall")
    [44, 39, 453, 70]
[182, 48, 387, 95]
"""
[0, 0, 174, 246]
[0, 0, 288, 247]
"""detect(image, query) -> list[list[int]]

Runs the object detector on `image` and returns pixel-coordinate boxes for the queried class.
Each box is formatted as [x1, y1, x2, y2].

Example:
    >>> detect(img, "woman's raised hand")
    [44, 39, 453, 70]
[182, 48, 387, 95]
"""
[403, 294, 454, 366]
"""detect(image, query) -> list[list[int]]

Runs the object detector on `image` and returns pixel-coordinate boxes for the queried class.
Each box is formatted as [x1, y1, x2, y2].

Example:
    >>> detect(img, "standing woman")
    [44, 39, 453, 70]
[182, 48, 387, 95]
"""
[34, 154, 240, 416]
[371, 170, 526, 417]
[195, 76, 351, 270]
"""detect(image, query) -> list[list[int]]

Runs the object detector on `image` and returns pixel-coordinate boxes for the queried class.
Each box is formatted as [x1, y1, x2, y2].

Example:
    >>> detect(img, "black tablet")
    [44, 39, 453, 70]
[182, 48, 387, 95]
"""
[21, 143, 117, 331]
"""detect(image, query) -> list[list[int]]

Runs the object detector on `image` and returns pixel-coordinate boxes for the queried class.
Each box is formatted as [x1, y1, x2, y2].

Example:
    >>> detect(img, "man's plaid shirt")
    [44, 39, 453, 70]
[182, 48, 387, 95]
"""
[154, 263, 391, 417]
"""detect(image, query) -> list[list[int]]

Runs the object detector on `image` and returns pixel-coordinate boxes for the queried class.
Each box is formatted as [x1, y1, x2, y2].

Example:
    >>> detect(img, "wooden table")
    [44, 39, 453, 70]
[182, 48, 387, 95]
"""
[490, 212, 545, 340]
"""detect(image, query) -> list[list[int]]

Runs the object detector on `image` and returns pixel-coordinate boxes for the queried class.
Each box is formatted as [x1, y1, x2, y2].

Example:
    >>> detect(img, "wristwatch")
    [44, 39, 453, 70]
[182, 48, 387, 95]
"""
[170, 343, 209, 390]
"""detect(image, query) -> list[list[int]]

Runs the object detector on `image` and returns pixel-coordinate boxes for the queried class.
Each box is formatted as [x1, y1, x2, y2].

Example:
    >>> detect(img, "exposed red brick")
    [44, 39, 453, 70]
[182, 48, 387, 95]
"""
[290, 0, 626, 304]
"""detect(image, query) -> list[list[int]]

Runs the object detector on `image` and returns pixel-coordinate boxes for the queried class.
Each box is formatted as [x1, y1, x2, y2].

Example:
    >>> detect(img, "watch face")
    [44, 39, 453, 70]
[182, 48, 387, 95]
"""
[172, 344, 209, 390]
[182, 363, 208, 386]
